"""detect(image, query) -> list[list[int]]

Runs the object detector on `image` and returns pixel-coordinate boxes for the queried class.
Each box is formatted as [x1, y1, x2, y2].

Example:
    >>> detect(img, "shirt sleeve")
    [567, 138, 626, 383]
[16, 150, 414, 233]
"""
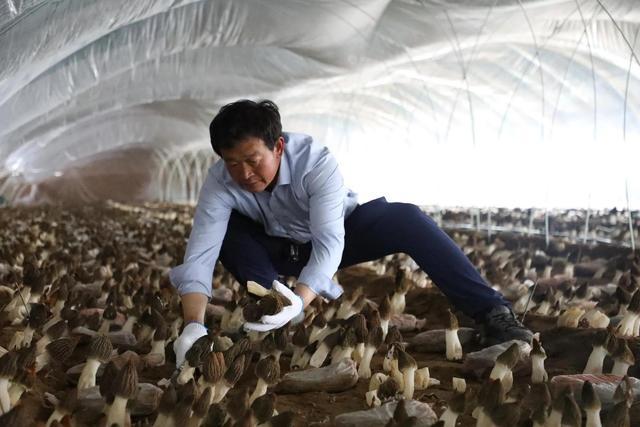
[298, 148, 346, 300]
[169, 170, 234, 298]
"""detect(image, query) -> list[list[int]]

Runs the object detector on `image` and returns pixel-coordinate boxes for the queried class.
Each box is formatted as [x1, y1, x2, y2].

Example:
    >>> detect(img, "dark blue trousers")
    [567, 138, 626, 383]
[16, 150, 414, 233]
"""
[219, 197, 508, 319]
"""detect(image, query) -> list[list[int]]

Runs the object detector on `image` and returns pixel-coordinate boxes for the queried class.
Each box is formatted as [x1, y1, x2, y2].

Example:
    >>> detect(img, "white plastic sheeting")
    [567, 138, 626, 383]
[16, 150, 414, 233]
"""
[0, 0, 639, 207]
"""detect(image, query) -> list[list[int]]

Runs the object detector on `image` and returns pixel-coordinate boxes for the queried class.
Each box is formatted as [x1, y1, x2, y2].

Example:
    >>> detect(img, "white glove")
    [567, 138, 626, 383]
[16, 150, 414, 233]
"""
[173, 322, 208, 368]
[244, 280, 304, 332]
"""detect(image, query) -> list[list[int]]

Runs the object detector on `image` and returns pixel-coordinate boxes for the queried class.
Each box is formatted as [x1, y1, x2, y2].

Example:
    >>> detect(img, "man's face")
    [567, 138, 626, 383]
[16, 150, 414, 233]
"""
[220, 136, 284, 192]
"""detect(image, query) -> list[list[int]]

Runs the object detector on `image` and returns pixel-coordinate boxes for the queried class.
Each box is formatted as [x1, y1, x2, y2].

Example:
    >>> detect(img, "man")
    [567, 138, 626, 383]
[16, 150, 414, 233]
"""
[170, 99, 532, 366]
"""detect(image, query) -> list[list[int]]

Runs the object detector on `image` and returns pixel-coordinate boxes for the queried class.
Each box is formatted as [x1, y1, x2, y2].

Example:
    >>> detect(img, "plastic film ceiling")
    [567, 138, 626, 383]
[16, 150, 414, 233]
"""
[0, 0, 639, 208]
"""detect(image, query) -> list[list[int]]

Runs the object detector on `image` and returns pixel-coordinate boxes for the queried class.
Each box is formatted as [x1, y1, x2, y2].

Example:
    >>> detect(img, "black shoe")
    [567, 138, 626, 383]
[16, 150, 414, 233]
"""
[479, 305, 533, 346]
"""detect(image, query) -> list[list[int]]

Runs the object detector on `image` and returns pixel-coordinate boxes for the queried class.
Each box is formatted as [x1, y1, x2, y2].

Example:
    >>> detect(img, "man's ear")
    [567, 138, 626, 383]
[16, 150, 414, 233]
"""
[274, 136, 285, 156]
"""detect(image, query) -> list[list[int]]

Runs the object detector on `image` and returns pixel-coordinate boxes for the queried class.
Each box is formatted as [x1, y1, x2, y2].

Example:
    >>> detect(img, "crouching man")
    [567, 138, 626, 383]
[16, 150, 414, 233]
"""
[170, 99, 533, 366]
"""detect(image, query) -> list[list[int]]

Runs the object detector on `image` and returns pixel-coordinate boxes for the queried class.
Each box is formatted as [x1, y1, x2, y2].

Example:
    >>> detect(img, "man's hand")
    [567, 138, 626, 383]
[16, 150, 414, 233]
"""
[173, 322, 208, 368]
[244, 280, 305, 332]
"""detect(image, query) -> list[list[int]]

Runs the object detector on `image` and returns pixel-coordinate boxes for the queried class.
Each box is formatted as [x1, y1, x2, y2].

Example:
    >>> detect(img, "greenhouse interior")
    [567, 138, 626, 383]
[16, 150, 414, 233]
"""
[1, 0, 640, 426]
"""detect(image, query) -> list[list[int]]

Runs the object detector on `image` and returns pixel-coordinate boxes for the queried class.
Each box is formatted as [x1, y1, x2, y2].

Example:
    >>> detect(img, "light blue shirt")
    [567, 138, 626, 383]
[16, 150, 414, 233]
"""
[169, 132, 358, 300]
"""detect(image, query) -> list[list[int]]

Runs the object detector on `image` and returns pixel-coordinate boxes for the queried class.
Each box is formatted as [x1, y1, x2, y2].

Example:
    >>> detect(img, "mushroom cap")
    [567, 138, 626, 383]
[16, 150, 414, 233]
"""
[496, 343, 520, 369]
[185, 334, 212, 367]
[102, 303, 118, 321]
[0, 352, 18, 378]
[203, 352, 226, 384]
[224, 338, 251, 367]
[379, 295, 392, 320]
[488, 402, 521, 426]
[46, 337, 79, 362]
[242, 303, 263, 322]
[204, 403, 226, 426]
[479, 378, 504, 409]
[448, 389, 466, 414]
[628, 289, 640, 313]
[260, 294, 284, 316]
[341, 327, 358, 349]
[367, 326, 384, 348]
[581, 381, 601, 411]
[351, 314, 368, 343]
[292, 324, 309, 347]
[311, 313, 327, 328]
[153, 322, 169, 341]
[99, 360, 118, 398]
[226, 386, 250, 421]
[192, 387, 212, 418]
[367, 309, 382, 329]
[273, 326, 289, 350]
[27, 303, 50, 329]
[112, 359, 138, 399]
[251, 393, 276, 424]
[224, 354, 246, 385]
[323, 329, 343, 349]
[17, 343, 37, 369]
[531, 337, 546, 358]
[397, 348, 417, 371]
[385, 326, 404, 348]
[158, 384, 178, 413]
[88, 334, 113, 362]
[377, 377, 400, 400]
[561, 394, 582, 427]
[613, 340, 635, 365]
[255, 355, 280, 384]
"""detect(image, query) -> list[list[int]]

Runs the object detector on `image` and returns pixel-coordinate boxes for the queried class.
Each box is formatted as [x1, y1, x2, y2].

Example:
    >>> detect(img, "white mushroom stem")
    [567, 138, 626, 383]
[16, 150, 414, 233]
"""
[445, 328, 463, 361]
[331, 346, 354, 364]
[308, 326, 325, 344]
[36, 335, 52, 356]
[290, 346, 305, 368]
[309, 342, 331, 368]
[293, 351, 311, 370]
[391, 364, 404, 390]
[336, 301, 354, 320]
[415, 367, 430, 390]
[138, 325, 155, 343]
[390, 292, 406, 315]
[8, 383, 26, 407]
[489, 363, 513, 395]
[105, 395, 129, 427]
[45, 408, 68, 427]
[177, 361, 196, 385]
[634, 316, 640, 337]
[149, 339, 166, 359]
[353, 343, 365, 364]
[585, 408, 602, 427]
[547, 408, 562, 427]
[212, 380, 232, 403]
[369, 373, 388, 391]
[439, 408, 459, 427]
[35, 353, 51, 372]
[531, 354, 548, 383]
[617, 312, 637, 337]
[121, 315, 138, 334]
[583, 309, 610, 329]
[0, 378, 10, 414]
[323, 306, 337, 322]
[358, 344, 376, 379]
[380, 319, 389, 341]
[98, 319, 112, 334]
[402, 366, 416, 399]
[584, 345, 607, 374]
[535, 301, 551, 316]
[77, 358, 101, 390]
[170, 318, 182, 341]
[612, 360, 631, 376]
[365, 389, 381, 407]
[249, 378, 269, 404]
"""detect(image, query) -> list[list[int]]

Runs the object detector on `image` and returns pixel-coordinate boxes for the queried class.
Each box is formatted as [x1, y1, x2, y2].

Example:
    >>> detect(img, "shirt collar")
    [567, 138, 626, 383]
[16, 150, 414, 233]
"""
[274, 145, 291, 187]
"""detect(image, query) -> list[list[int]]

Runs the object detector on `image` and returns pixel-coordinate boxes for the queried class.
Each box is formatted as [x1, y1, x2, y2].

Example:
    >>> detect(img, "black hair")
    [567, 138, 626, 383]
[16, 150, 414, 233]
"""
[209, 99, 282, 156]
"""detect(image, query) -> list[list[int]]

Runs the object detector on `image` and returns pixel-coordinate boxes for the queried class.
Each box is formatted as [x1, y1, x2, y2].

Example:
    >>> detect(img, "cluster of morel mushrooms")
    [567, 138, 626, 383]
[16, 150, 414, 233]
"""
[0, 202, 638, 426]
